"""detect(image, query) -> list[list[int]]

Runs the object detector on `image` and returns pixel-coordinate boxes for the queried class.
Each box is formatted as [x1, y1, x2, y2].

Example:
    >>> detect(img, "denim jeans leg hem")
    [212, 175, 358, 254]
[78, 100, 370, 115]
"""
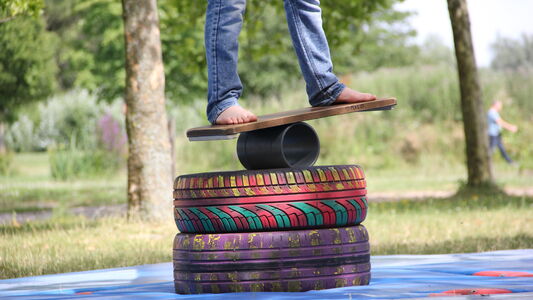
[310, 82, 346, 107]
[207, 98, 239, 124]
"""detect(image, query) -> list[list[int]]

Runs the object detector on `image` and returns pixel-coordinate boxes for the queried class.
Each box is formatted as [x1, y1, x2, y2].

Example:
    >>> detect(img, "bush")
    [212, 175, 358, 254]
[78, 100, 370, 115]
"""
[0, 151, 13, 176]
[37, 90, 101, 150]
[4, 115, 36, 152]
[5, 90, 127, 154]
[49, 144, 121, 180]
[169, 64, 532, 173]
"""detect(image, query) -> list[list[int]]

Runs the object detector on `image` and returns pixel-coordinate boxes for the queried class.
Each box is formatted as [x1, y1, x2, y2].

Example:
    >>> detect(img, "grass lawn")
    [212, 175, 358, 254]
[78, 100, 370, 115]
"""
[0, 153, 126, 213]
[1, 152, 532, 279]
[2, 152, 531, 213]
[1, 191, 531, 279]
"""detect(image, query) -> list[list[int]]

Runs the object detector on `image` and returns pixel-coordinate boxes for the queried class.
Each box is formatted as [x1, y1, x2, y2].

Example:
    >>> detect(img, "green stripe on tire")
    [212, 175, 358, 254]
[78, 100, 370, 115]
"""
[189, 207, 216, 232]
[206, 207, 238, 232]
[289, 202, 323, 226]
[228, 206, 263, 230]
[256, 204, 291, 228]
[348, 199, 363, 223]
[176, 209, 195, 232]
[321, 200, 348, 226]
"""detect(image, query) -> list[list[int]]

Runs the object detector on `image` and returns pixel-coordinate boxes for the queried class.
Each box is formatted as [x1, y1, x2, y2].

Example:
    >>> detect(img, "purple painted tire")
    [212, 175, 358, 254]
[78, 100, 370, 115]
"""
[173, 225, 370, 294]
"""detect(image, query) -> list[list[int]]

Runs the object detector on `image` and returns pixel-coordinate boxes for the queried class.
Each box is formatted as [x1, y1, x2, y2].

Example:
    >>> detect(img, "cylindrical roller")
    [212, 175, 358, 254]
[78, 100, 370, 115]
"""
[237, 122, 320, 170]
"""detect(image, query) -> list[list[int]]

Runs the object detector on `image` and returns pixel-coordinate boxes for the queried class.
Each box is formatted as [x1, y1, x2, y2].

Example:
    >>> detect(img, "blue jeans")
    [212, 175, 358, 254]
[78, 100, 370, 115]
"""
[205, 0, 345, 123]
[489, 134, 513, 163]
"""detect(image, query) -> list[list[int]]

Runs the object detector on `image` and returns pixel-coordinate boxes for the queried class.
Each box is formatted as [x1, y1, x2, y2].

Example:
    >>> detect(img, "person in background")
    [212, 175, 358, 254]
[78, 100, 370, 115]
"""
[487, 100, 518, 165]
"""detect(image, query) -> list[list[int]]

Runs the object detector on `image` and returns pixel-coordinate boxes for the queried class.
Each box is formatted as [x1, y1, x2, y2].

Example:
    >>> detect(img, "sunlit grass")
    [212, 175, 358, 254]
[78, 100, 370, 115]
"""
[0, 152, 126, 213]
[1, 193, 531, 279]
[367, 194, 533, 254]
[0, 216, 175, 279]
[1, 150, 531, 213]
[1, 65, 532, 279]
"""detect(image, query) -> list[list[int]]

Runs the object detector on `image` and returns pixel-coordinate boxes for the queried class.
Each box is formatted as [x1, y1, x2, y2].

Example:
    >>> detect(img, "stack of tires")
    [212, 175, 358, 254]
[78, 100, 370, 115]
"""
[173, 165, 370, 294]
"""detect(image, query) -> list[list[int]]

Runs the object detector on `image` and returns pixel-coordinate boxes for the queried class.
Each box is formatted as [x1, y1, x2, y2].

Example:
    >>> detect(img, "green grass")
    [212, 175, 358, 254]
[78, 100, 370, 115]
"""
[0, 216, 175, 279]
[1, 151, 531, 213]
[1, 193, 531, 279]
[170, 66, 533, 180]
[0, 153, 126, 213]
[367, 192, 533, 254]
[1, 64, 532, 279]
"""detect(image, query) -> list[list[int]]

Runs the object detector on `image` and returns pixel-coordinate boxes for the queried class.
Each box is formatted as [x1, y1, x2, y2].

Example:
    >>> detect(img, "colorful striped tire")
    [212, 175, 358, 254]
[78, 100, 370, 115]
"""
[174, 165, 368, 233]
[173, 225, 371, 294]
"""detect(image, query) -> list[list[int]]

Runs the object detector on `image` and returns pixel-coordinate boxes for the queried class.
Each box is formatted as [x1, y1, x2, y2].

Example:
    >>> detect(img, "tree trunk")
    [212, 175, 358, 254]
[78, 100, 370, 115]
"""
[168, 116, 176, 177]
[0, 122, 6, 154]
[447, 0, 493, 187]
[122, 0, 173, 220]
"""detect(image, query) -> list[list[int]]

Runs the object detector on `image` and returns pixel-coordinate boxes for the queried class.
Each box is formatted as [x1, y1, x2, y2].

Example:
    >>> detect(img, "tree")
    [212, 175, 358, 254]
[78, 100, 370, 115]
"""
[45, 0, 410, 102]
[491, 34, 533, 71]
[42, 0, 125, 99]
[161, 0, 413, 100]
[447, 0, 493, 187]
[0, 0, 43, 23]
[121, 0, 173, 220]
[0, 16, 56, 152]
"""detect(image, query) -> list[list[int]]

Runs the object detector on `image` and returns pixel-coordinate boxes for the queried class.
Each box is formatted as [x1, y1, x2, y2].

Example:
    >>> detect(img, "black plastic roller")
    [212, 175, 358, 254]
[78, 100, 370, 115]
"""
[237, 122, 320, 170]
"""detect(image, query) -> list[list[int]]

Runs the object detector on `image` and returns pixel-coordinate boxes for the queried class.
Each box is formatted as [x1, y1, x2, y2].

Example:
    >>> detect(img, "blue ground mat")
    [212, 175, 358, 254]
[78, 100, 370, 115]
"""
[1, 249, 532, 299]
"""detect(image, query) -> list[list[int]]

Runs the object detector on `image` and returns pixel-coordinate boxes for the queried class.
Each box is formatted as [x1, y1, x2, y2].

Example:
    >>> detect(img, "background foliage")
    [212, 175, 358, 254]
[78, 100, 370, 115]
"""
[0, 0, 43, 22]
[1, 0, 532, 175]
[0, 16, 56, 123]
[3, 0, 415, 103]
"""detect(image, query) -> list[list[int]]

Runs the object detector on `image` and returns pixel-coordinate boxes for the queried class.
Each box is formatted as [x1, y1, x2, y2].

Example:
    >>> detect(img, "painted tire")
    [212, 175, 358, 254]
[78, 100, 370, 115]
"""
[174, 165, 367, 233]
[173, 225, 371, 294]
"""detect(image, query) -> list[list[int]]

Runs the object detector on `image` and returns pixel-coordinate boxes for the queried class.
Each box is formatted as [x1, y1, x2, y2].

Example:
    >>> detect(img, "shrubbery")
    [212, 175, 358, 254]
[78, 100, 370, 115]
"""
[169, 64, 533, 173]
[0, 152, 13, 176]
[5, 90, 126, 180]
[49, 145, 121, 180]
[5, 65, 532, 177]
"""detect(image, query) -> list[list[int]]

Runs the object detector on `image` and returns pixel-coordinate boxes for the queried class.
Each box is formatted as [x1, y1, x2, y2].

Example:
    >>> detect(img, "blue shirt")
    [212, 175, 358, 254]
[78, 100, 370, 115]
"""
[487, 109, 501, 136]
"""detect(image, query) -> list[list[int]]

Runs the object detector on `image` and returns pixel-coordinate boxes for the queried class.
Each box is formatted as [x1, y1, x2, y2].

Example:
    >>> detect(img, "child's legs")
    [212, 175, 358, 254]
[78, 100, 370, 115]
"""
[205, 0, 246, 124]
[284, 0, 345, 106]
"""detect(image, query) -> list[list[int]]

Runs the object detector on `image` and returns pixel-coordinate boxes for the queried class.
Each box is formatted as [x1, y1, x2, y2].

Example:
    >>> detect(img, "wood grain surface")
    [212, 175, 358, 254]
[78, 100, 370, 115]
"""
[187, 98, 396, 140]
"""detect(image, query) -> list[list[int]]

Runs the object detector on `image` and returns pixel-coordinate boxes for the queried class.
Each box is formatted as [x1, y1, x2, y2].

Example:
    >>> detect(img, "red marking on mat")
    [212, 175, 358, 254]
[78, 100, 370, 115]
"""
[473, 271, 533, 277]
[76, 291, 93, 295]
[430, 288, 513, 296]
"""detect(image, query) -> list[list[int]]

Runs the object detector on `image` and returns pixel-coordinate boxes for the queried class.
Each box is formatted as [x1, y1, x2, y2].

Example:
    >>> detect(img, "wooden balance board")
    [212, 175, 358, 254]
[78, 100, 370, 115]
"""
[187, 98, 397, 141]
